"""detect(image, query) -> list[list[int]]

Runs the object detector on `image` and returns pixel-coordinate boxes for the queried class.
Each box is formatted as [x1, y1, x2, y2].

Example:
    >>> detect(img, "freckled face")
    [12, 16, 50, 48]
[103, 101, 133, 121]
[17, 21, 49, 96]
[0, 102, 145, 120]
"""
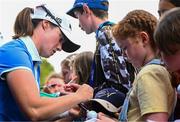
[116, 37, 146, 68]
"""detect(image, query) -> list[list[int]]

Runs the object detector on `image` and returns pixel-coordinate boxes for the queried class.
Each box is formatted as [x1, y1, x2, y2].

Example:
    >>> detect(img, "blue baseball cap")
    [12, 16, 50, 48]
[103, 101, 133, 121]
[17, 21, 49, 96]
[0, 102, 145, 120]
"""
[67, 0, 109, 18]
[89, 88, 125, 113]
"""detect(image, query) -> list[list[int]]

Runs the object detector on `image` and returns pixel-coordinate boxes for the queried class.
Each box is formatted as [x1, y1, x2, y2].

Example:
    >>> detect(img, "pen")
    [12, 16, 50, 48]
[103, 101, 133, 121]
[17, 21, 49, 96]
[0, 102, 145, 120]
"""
[79, 103, 89, 112]
[67, 79, 75, 84]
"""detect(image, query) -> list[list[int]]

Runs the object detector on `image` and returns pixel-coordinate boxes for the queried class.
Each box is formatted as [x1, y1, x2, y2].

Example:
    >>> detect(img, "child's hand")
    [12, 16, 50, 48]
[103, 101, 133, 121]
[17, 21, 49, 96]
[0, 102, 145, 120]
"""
[97, 112, 117, 122]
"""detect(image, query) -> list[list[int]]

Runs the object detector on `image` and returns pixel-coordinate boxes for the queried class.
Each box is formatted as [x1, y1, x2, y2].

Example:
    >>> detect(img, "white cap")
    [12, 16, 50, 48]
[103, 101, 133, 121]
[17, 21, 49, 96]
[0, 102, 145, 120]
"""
[31, 4, 80, 53]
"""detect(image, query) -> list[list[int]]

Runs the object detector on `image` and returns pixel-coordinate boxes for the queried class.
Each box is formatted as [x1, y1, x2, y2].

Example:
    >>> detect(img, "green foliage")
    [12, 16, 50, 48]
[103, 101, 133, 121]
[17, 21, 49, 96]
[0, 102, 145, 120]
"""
[40, 59, 54, 87]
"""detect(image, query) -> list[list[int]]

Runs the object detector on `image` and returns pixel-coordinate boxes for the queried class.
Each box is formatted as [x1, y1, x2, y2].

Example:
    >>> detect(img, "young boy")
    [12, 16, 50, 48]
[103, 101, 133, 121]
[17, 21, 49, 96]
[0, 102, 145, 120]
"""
[154, 7, 180, 120]
[67, 0, 135, 96]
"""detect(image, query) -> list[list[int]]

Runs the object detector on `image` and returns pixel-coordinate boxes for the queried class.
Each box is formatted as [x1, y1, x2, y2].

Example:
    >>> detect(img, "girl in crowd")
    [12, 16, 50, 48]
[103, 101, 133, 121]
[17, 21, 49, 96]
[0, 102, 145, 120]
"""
[57, 51, 94, 121]
[71, 51, 94, 85]
[97, 9, 175, 122]
[60, 53, 77, 83]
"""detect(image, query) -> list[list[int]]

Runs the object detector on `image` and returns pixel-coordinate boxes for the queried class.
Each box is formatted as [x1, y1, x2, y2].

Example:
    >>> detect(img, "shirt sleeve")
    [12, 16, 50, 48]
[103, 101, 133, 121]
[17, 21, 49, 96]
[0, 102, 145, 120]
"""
[0, 41, 32, 79]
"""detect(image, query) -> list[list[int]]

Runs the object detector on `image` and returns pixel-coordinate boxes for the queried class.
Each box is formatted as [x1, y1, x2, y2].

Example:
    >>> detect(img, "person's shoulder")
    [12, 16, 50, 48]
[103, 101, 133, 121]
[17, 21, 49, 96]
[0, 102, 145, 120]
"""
[139, 64, 169, 77]
[0, 39, 30, 63]
[98, 21, 114, 32]
[101, 23, 113, 31]
[97, 25, 113, 41]
[0, 39, 26, 51]
[143, 64, 167, 71]
[137, 64, 172, 88]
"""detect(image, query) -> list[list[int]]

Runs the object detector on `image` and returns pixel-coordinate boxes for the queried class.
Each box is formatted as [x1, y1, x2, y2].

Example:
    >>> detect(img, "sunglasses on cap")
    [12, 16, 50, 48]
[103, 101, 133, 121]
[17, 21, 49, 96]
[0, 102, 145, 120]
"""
[36, 4, 63, 28]
[36, 4, 65, 42]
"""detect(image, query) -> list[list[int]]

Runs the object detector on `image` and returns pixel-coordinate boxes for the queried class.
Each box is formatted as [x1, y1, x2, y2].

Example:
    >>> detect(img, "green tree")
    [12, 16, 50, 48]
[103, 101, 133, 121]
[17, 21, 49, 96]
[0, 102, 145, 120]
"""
[40, 58, 54, 87]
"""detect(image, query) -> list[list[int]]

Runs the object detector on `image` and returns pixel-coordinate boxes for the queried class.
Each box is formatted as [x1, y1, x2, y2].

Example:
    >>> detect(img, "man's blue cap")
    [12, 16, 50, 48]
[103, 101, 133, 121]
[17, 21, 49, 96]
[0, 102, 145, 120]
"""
[67, 0, 109, 18]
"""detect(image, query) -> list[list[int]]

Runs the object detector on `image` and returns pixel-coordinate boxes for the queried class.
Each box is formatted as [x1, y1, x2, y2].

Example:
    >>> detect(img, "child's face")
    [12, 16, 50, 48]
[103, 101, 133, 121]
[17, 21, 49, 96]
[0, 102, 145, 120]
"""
[74, 10, 93, 34]
[161, 50, 180, 74]
[61, 65, 72, 83]
[44, 78, 65, 94]
[117, 37, 147, 68]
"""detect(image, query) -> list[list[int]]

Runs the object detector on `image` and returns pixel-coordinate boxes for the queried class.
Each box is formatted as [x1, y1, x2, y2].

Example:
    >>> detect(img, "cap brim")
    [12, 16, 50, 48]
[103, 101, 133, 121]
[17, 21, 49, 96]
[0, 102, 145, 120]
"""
[66, 8, 76, 18]
[60, 27, 80, 53]
[89, 99, 120, 113]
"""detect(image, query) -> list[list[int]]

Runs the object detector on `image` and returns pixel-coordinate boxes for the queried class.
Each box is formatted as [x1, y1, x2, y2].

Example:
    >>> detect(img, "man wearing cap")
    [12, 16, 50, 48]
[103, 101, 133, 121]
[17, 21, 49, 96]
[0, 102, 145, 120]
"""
[67, 0, 135, 95]
[0, 4, 93, 121]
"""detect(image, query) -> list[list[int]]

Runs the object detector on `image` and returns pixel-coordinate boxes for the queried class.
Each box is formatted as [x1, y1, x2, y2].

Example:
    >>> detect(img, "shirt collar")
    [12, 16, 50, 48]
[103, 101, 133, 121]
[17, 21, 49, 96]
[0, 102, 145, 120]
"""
[95, 21, 114, 38]
[20, 36, 41, 62]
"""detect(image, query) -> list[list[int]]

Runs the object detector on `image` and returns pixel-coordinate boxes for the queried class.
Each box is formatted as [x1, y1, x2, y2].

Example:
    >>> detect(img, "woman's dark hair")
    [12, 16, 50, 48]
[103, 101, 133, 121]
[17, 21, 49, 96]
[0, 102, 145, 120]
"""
[13, 7, 39, 39]
[13, 7, 57, 39]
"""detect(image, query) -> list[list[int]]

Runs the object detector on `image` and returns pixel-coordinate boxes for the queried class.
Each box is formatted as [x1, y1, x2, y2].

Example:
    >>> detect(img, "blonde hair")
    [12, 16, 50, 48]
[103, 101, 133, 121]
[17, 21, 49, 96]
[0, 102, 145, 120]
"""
[72, 51, 94, 84]
[45, 72, 64, 83]
[61, 54, 77, 70]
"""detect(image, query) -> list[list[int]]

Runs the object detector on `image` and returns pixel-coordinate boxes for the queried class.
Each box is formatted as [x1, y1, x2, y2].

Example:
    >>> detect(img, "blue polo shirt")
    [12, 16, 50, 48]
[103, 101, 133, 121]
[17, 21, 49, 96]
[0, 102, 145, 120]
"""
[0, 36, 41, 121]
